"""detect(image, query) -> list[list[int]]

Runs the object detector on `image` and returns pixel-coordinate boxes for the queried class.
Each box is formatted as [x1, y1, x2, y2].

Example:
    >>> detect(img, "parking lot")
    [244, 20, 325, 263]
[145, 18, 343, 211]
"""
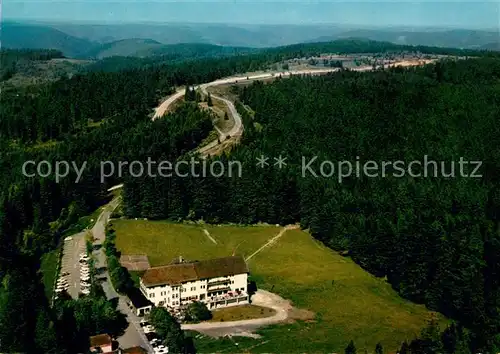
[56, 231, 91, 299]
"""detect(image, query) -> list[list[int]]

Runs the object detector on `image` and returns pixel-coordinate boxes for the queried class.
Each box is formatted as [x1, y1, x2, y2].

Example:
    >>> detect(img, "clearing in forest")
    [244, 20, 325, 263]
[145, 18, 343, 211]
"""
[113, 219, 447, 352]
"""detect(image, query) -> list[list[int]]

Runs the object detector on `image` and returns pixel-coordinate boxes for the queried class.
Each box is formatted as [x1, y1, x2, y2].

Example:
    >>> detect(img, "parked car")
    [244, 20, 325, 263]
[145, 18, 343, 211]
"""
[150, 339, 162, 348]
[143, 325, 155, 334]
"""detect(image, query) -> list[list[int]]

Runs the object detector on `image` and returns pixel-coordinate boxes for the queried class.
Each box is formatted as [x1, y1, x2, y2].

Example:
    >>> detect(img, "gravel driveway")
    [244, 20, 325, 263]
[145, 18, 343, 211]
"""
[181, 290, 292, 338]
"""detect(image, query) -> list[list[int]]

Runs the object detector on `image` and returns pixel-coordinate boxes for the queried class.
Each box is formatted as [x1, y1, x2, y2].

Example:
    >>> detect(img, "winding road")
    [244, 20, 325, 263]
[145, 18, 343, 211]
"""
[152, 68, 342, 151]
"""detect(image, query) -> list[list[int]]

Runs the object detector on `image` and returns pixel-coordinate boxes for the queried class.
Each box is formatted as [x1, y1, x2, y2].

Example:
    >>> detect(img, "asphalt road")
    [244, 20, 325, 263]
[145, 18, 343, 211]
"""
[91, 198, 154, 353]
[152, 68, 344, 158]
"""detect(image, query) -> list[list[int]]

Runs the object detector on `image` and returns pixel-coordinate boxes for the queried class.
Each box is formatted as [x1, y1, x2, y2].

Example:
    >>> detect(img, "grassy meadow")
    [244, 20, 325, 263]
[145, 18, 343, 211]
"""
[113, 219, 447, 353]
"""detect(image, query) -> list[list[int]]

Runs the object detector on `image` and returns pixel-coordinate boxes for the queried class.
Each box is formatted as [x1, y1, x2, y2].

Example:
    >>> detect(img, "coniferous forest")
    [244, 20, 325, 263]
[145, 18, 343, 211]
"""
[1, 43, 500, 352]
[124, 58, 500, 351]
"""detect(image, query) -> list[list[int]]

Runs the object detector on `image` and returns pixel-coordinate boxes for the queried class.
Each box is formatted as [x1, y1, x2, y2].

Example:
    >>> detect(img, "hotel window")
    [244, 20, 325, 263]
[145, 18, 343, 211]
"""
[149, 293, 155, 298]
[191, 287, 196, 291]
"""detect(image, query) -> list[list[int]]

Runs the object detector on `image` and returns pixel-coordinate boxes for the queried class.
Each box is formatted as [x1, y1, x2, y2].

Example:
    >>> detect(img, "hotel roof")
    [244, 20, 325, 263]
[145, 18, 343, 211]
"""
[141, 256, 249, 287]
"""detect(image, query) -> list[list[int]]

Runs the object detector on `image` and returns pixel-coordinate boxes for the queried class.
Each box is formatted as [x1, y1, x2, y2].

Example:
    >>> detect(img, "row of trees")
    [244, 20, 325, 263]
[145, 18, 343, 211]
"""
[104, 227, 134, 294]
[149, 307, 196, 353]
[123, 58, 500, 351]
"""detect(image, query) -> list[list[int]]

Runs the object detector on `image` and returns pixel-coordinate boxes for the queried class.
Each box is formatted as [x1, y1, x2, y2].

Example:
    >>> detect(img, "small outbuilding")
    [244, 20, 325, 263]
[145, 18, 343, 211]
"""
[89, 333, 112, 353]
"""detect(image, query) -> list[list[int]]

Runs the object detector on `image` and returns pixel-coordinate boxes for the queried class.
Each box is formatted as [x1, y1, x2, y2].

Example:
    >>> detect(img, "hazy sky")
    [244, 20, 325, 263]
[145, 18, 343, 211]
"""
[4, 1, 500, 29]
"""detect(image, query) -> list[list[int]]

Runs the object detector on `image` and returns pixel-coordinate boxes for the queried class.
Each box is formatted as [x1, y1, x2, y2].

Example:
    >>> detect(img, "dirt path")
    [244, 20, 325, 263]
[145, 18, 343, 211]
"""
[203, 229, 217, 244]
[245, 225, 299, 262]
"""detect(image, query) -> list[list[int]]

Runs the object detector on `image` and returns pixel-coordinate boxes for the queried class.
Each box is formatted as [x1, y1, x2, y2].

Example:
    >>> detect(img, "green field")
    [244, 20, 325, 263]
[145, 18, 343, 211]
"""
[209, 304, 276, 322]
[113, 219, 446, 352]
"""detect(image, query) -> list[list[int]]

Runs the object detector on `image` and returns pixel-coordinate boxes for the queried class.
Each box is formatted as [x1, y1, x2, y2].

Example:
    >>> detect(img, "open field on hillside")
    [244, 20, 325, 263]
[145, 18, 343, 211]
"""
[113, 220, 447, 352]
[113, 220, 280, 266]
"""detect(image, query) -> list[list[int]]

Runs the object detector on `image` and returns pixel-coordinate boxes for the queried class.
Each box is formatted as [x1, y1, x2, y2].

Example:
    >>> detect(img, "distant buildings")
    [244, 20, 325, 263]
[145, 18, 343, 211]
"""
[140, 256, 249, 310]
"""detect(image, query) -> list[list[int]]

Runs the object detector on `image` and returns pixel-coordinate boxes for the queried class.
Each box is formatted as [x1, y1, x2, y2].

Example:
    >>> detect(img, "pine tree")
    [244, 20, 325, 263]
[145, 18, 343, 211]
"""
[345, 340, 356, 354]
[207, 92, 213, 106]
[375, 342, 383, 354]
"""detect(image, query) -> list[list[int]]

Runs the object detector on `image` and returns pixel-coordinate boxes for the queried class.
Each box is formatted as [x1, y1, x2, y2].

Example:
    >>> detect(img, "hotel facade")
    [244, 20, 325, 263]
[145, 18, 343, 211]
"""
[140, 256, 249, 310]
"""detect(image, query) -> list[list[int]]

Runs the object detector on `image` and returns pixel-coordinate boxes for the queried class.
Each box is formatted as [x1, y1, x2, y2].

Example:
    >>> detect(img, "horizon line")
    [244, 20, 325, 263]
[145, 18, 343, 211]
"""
[3, 18, 498, 31]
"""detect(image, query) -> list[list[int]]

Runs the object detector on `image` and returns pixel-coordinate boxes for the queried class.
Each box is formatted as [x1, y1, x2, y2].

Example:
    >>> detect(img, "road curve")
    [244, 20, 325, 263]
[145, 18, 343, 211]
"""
[151, 68, 342, 140]
[153, 88, 184, 121]
[180, 290, 290, 334]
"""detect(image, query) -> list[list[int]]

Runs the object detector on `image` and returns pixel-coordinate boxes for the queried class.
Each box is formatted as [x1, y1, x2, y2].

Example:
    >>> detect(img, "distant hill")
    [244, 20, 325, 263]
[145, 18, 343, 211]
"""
[481, 42, 500, 51]
[48, 22, 348, 48]
[4, 21, 499, 58]
[87, 38, 164, 58]
[50, 23, 209, 45]
[0, 49, 90, 87]
[313, 29, 500, 49]
[86, 41, 256, 59]
[1, 22, 96, 58]
[141, 43, 256, 58]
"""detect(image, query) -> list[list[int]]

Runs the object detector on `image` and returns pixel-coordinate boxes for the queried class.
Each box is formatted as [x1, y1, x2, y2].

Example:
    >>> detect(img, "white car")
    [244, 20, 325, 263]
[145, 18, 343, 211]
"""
[143, 325, 155, 334]
[64, 237, 72, 241]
